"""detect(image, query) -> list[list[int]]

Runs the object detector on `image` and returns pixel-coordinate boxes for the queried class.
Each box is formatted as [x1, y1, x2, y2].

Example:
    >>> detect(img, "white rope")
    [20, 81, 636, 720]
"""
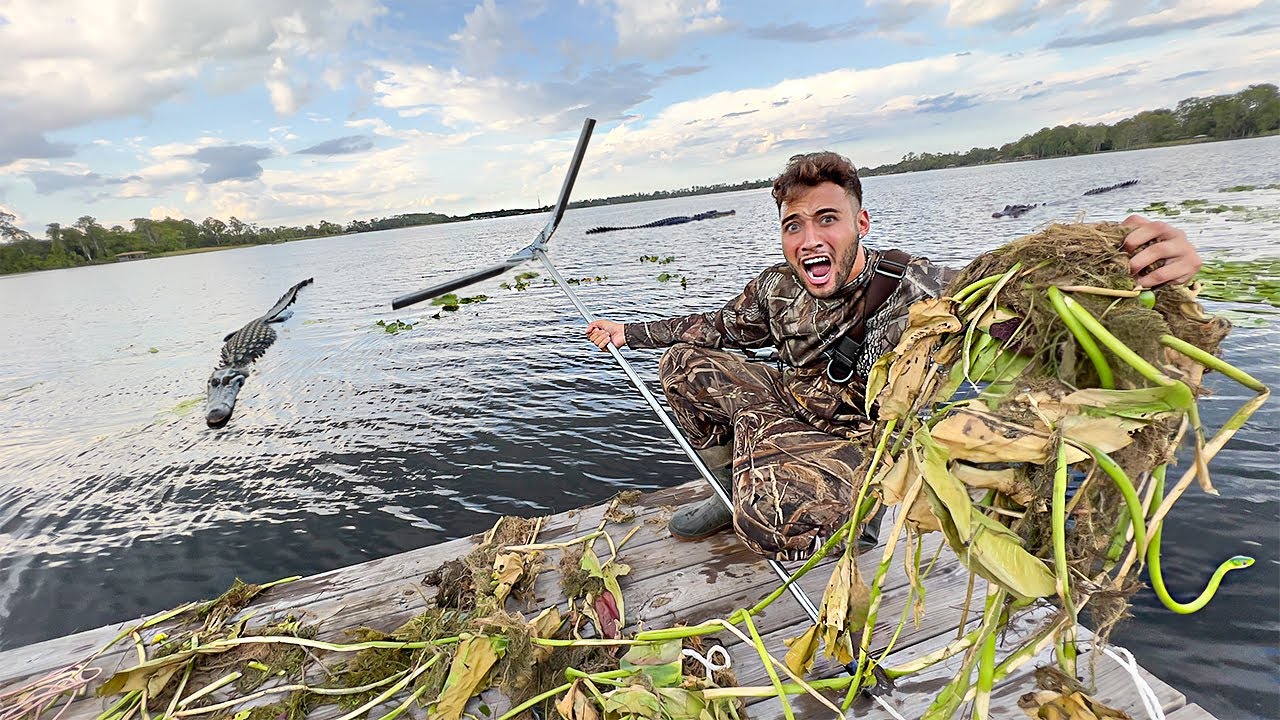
[1102, 645, 1165, 720]
[681, 645, 731, 682]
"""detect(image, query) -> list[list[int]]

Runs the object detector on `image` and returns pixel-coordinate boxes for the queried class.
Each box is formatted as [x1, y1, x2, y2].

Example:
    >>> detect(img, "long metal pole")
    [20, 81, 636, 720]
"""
[531, 247, 822, 623]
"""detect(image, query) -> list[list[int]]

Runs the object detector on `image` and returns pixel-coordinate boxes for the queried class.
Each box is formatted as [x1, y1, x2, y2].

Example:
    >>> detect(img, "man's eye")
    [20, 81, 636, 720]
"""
[785, 222, 799, 233]
[820, 214, 837, 224]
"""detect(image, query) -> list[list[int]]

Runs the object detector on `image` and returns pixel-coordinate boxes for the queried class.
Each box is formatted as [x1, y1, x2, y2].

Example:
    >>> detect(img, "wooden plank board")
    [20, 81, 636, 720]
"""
[1167, 704, 1220, 719]
[0, 481, 1198, 720]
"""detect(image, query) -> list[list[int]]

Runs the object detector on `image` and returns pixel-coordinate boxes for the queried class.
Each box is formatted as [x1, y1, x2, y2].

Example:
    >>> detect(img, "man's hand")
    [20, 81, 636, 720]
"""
[1121, 215, 1202, 287]
[586, 319, 627, 351]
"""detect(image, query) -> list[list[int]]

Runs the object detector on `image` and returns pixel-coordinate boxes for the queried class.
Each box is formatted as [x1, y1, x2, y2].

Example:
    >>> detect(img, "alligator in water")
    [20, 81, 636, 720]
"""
[992, 203, 1039, 219]
[1083, 179, 1139, 196]
[585, 209, 735, 235]
[206, 278, 313, 428]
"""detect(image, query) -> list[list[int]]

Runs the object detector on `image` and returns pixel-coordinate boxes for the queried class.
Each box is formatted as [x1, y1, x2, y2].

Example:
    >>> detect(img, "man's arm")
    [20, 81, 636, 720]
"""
[585, 272, 775, 351]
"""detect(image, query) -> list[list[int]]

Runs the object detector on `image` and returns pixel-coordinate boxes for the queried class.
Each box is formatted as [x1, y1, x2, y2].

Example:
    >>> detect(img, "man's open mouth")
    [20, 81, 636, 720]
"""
[802, 255, 833, 285]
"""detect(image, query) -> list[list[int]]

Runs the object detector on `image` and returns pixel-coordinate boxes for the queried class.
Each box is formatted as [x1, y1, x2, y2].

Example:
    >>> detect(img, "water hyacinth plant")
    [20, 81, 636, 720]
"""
[780, 222, 1268, 717]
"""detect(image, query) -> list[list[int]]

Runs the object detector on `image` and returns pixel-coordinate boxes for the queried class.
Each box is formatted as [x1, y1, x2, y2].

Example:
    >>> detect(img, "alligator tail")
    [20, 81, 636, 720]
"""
[260, 278, 314, 321]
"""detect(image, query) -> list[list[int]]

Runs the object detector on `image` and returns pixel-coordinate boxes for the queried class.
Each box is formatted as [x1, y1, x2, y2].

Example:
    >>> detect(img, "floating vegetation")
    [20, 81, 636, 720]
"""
[553, 276, 607, 286]
[1220, 183, 1280, 192]
[1195, 258, 1280, 307]
[657, 272, 689, 289]
[777, 222, 1267, 717]
[376, 319, 414, 333]
[430, 293, 490, 311]
[170, 396, 204, 415]
[149, 347, 160, 354]
[639, 255, 676, 264]
[301, 318, 329, 325]
[500, 271, 541, 292]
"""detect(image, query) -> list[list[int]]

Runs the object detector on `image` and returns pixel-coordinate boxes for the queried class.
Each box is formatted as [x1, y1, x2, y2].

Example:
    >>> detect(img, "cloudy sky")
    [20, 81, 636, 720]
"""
[1, 0, 1277, 233]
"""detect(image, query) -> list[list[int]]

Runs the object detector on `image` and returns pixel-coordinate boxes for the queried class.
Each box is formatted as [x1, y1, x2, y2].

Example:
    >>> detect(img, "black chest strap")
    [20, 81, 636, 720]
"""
[824, 249, 912, 384]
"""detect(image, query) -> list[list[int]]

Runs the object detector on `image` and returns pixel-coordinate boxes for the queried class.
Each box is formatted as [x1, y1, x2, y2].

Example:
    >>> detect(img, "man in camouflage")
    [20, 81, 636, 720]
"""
[586, 152, 1201, 561]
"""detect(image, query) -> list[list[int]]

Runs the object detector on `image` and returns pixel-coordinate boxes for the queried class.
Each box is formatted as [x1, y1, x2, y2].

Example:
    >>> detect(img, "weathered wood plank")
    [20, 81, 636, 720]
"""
[0, 481, 1200, 720]
[1167, 703, 1220, 720]
[0, 482, 698, 689]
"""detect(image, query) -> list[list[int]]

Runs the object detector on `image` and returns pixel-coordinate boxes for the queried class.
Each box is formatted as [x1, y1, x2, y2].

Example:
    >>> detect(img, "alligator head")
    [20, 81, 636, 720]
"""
[205, 366, 249, 428]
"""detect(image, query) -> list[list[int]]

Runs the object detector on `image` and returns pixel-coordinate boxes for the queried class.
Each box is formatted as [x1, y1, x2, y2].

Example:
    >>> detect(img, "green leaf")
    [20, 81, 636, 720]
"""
[601, 686, 662, 719]
[621, 639, 683, 687]
[916, 433, 971, 541]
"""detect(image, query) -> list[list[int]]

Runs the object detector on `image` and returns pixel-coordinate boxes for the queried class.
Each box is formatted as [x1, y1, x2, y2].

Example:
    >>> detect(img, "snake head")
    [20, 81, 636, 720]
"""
[1228, 555, 1255, 569]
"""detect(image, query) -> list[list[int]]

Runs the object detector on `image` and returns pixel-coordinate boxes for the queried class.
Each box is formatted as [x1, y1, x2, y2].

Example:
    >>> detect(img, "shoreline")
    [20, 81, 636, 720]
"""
[5, 134, 1276, 278]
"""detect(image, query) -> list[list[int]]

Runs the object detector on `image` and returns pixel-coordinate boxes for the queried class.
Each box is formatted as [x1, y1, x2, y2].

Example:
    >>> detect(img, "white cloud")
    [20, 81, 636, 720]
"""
[373, 61, 659, 132]
[450, 0, 526, 75]
[597, 0, 729, 59]
[945, 0, 1027, 26]
[0, 0, 385, 166]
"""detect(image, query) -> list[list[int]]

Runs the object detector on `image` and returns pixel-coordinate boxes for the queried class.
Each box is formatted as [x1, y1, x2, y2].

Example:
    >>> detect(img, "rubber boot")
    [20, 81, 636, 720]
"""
[669, 445, 735, 541]
[858, 505, 886, 553]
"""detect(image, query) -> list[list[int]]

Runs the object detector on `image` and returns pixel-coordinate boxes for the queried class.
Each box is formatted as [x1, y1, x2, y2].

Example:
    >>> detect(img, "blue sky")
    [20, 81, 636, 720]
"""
[1, 0, 1277, 233]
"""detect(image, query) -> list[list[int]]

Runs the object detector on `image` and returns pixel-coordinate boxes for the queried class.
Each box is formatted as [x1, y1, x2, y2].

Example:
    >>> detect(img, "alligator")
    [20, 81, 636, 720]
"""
[992, 203, 1039, 219]
[585, 209, 735, 235]
[1084, 179, 1139, 196]
[205, 278, 313, 428]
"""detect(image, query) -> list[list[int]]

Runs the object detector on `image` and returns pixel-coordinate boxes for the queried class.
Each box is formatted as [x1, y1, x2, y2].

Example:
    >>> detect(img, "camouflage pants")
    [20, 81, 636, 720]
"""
[658, 344, 867, 560]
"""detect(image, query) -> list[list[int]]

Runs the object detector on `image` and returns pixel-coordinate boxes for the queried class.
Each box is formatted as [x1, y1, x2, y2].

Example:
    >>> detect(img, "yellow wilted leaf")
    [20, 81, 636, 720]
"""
[876, 298, 962, 419]
[951, 463, 1036, 507]
[492, 552, 526, 606]
[873, 454, 910, 505]
[815, 554, 871, 665]
[530, 606, 563, 663]
[931, 408, 1054, 463]
[434, 634, 504, 720]
[556, 679, 601, 720]
[783, 625, 821, 677]
[1058, 415, 1143, 456]
[865, 351, 896, 417]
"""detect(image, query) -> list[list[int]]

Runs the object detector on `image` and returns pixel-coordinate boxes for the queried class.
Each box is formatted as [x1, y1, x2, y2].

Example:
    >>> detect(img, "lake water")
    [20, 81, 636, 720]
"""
[1, 136, 1277, 718]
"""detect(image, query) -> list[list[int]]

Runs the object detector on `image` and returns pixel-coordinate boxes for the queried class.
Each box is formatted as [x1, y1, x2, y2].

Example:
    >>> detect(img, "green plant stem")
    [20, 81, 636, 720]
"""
[882, 629, 979, 679]
[701, 676, 856, 700]
[921, 588, 1006, 720]
[843, 473, 924, 710]
[1083, 443, 1149, 557]
[1048, 287, 1114, 388]
[972, 607, 999, 720]
[740, 612, 795, 720]
[951, 273, 1003, 303]
[634, 623, 721, 641]
[1052, 440, 1077, 677]
[1159, 334, 1268, 391]
[375, 680, 434, 720]
[496, 681, 573, 720]
[1059, 293, 1170, 386]
[844, 419, 897, 559]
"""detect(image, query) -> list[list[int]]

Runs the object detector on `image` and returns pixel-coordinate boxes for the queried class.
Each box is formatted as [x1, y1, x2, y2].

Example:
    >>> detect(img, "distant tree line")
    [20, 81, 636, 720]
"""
[3, 84, 1276, 275]
[861, 83, 1279, 176]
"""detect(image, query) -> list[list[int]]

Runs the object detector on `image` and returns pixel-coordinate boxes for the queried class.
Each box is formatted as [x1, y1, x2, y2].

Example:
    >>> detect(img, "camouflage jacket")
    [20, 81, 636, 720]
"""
[625, 248, 956, 428]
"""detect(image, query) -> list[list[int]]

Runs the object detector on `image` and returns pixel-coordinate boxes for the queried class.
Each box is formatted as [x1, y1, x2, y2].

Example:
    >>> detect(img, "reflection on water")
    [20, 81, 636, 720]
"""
[1, 137, 1277, 718]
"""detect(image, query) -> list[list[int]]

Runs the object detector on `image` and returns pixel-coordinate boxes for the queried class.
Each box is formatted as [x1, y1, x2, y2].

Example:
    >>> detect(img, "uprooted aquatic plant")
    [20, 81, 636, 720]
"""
[776, 222, 1267, 718]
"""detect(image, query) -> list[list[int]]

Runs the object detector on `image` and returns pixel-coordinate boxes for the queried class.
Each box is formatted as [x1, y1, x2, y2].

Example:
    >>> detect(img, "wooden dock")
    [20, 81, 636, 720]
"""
[0, 481, 1219, 719]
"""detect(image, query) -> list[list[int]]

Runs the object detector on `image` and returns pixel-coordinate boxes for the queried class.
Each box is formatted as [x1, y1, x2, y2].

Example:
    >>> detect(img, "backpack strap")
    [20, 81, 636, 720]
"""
[824, 249, 912, 384]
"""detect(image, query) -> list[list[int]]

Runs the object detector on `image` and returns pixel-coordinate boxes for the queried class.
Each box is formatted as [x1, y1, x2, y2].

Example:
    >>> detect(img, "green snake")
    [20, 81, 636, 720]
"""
[1145, 465, 1254, 614]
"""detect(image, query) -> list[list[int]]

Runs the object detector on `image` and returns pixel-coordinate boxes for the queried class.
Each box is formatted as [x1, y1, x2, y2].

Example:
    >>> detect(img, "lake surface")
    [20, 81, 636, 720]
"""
[1, 137, 1277, 718]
